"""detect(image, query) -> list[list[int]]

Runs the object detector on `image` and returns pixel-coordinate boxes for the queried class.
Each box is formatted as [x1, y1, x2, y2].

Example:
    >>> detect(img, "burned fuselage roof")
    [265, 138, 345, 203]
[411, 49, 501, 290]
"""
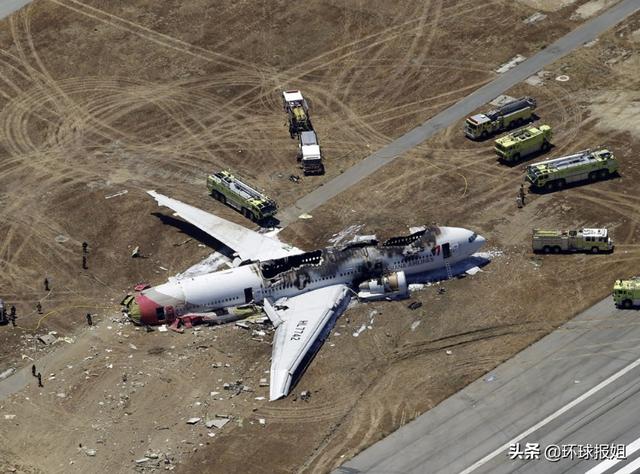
[258, 226, 441, 288]
[382, 226, 440, 248]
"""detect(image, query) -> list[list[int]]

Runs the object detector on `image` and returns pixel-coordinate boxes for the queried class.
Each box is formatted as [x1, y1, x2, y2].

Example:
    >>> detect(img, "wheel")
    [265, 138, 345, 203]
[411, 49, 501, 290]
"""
[544, 181, 554, 191]
[219, 194, 226, 204]
[211, 190, 220, 200]
[623, 299, 633, 309]
[591, 247, 599, 254]
[512, 152, 521, 161]
[553, 246, 562, 254]
[243, 208, 255, 221]
[598, 169, 609, 179]
[543, 246, 551, 254]
[481, 131, 488, 139]
[588, 171, 597, 182]
[556, 179, 565, 190]
[541, 141, 550, 152]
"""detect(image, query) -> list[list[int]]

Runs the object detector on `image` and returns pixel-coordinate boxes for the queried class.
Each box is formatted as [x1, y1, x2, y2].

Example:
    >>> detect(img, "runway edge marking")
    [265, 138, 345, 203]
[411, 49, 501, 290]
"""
[585, 436, 640, 474]
[459, 356, 640, 474]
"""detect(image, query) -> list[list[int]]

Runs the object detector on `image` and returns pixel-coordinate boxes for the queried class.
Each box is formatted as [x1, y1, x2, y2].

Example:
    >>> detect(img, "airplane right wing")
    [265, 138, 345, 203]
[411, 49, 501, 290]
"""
[264, 284, 352, 400]
[147, 191, 303, 262]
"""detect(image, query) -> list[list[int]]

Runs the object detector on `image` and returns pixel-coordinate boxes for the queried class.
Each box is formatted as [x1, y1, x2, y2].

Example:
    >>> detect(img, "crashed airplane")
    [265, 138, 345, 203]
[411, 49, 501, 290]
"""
[121, 191, 486, 400]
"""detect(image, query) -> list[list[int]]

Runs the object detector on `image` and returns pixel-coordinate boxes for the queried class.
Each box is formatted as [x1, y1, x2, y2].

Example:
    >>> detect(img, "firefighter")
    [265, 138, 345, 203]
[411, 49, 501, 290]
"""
[82, 255, 88, 269]
[36, 302, 42, 314]
[86, 313, 93, 326]
[44, 277, 50, 292]
[31, 364, 36, 377]
[82, 241, 88, 254]
[519, 184, 526, 206]
[37, 372, 43, 388]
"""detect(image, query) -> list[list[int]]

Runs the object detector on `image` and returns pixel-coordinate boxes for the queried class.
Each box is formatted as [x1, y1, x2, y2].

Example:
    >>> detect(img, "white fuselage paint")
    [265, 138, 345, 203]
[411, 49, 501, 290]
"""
[141, 226, 484, 315]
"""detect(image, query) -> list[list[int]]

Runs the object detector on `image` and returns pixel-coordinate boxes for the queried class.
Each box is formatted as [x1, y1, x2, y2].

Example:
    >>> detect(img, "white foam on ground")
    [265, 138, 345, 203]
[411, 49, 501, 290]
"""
[329, 224, 364, 245]
[410, 320, 421, 331]
[172, 252, 230, 280]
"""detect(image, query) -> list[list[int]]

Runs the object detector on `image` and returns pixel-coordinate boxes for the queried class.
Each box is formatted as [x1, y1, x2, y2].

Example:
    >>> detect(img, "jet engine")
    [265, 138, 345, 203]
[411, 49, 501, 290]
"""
[357, 271, 408, 301]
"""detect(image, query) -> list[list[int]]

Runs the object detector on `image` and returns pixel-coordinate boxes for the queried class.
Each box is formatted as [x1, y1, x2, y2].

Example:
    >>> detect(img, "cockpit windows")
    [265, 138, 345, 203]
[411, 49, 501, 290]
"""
[468, 233, 478, 243]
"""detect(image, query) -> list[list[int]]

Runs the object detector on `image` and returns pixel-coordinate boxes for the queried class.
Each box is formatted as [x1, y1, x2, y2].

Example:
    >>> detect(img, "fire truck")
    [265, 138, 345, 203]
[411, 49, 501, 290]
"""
[613, 278, 640, 309]
[207, 171, 277, 222]
[532, 228, 614, 254]
[465, 97, 537, 140]
[282, 90, 312, 138]
[495, 124, 552, 162]
[526, 147, 618, 191]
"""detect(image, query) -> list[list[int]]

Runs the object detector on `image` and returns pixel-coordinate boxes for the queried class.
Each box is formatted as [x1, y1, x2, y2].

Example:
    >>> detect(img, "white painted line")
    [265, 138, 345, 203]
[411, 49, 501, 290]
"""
[458, 355, 640, 474]
[585, 436, 640, 474]
[611, 456, 640, 474]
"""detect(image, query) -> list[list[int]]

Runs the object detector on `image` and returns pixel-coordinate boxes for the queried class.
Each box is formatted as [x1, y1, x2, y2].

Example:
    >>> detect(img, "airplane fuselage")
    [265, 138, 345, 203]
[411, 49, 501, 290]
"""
[124, 226, 485, 325]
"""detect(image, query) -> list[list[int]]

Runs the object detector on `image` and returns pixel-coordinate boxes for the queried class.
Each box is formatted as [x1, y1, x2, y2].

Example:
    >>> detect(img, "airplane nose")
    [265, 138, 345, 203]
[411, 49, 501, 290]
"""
[122, 293, 162, 325]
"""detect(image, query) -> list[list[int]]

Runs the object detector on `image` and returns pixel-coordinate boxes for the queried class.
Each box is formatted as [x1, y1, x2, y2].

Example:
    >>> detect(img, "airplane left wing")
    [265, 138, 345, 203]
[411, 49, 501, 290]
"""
[147, 191, 302, 262]
[265, 284, 351, 401]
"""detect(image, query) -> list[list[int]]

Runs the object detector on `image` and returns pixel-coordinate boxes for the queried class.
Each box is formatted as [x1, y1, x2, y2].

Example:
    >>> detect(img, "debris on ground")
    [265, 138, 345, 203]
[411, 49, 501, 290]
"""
[105, 190, 128, 199]
[523, 12, 546, 25]
[37, 334, 57, 345]
[289, 175, 300, 183]
[210, 418, 230, 429]
[300, 391, 311, 402]
[186, 417, 201, 425]
[0, 368, 16, 380]
[408, 301, 422, 310]
[496, 54, 526, 73]
[131, 246, 141, 258]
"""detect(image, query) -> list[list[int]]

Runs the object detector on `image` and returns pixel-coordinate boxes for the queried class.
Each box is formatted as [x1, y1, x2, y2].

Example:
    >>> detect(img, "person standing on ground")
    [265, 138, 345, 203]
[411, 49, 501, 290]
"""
[31, 365, 36, 377]
[82, 255, 88, 270]
[36, 302, 42, 314]
[44, 278, 49, 292]
[37, 372, 43, 388]
[86, 313, 92, 326]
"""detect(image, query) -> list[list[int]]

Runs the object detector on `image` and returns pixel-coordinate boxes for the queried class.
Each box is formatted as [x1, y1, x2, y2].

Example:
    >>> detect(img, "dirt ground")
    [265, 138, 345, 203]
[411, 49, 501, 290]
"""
[0, 1, 638, 473]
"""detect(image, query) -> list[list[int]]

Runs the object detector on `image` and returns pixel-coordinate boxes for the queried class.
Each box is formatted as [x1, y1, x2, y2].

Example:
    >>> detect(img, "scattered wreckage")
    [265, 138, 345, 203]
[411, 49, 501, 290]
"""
[121, 191, 486, 400]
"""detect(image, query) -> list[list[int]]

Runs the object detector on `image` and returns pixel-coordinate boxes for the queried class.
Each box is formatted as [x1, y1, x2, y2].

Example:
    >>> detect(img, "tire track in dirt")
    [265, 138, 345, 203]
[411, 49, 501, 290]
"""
[49, 0, 264, 75]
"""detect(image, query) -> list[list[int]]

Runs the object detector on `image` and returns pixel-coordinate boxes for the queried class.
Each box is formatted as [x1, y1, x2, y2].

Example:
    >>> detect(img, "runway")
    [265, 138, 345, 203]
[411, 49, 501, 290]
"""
[337, 297, 640, 473]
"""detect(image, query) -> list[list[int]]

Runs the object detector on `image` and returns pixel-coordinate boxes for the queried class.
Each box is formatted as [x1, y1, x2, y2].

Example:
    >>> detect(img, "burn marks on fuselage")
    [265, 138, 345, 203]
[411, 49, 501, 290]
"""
[258, 227, 441, 290]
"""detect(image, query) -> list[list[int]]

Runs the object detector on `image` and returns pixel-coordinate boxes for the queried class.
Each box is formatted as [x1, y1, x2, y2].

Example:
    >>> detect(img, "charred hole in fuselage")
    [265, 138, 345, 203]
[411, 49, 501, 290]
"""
[382, 226, 440, 248]
[260, 250, 323, 279]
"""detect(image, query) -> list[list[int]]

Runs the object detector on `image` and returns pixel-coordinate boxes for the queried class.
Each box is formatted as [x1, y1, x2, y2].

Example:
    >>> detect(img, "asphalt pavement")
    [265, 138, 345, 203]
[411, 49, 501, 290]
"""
[337, 297, 640, 474]
[278, 0, 640, 226]
[0, 0, 33, 19]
